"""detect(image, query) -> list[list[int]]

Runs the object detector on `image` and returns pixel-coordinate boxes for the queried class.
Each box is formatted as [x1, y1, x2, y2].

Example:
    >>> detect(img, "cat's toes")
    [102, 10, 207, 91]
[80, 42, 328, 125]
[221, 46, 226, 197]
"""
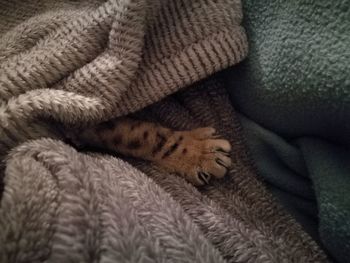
[191, 139, 232, 186]
[179, 129, 231, 186]
[156, 127, 232, 186]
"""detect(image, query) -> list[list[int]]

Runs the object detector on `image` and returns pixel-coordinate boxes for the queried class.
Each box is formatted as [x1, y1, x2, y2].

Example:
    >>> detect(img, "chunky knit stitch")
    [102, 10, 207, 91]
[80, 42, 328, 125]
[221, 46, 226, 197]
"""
[0, 78, 328, 262]
[0, 0, 329, 262]
[0, 0, 247, 154]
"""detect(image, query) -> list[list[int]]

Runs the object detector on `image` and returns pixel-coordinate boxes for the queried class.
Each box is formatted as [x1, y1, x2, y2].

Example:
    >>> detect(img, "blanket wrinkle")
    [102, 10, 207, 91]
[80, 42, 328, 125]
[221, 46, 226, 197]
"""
[0, 81, 329, 262]
[226, 0, 350, 261]
[0, 0, 247, 155]
[0, 0, 328, 262]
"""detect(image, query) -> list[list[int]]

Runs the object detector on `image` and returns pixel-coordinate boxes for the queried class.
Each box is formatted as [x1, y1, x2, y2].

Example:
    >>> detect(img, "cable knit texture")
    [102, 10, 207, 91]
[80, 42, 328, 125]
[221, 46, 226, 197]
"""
[0, 0, 328, 262]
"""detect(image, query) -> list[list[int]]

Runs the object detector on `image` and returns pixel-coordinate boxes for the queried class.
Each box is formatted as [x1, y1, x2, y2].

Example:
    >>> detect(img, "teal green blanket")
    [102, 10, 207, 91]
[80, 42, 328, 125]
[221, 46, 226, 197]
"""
[226, 0, 350, 262]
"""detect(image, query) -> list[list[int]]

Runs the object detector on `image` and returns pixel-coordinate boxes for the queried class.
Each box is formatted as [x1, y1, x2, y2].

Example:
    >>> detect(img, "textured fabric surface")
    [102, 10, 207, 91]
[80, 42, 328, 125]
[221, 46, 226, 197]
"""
[225, 0, 350, 262]
[238, 115, 350, 263]
[0, 0, 247, 155]
[297, 139, 350, 263]
[227, 0, 350, 144]
[0, 0, 329, 261]
[238, 114, 320, 241]
[0, 78, 328, 262]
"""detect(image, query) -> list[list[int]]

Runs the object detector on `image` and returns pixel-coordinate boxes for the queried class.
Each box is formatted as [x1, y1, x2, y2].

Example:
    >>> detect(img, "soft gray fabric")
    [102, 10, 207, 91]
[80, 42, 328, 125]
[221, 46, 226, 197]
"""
[0, 0, 329, 261]
[0, 0, 247, 155]
[297, 138, 350, 263]
[1, 138, 225, 262]
[0, 78, 328, 262]
[238, 114, 320, 241]
[225, 1, 350, 261]
[227, 0, 350, 144]
[238, 113, 350, 262]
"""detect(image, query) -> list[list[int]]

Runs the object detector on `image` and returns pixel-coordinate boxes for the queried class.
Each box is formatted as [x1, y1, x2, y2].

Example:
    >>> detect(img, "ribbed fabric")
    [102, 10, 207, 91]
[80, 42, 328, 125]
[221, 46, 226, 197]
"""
[0, 0, 247, 154]
[0, 77, 328, 262]
[0, 1, 328, 261]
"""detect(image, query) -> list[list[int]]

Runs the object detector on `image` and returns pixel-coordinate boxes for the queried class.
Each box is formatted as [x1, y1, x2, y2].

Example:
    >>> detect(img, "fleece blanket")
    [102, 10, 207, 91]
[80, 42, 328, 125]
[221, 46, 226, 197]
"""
[0, 0, 328, 262]
[226, 0, 350, 262]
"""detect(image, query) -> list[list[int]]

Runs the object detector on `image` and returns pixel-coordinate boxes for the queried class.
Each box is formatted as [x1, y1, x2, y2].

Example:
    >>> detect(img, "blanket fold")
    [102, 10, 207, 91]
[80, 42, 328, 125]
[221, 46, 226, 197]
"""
[0, 0, 329, 262]
[226, 0, 350, 261]
[1, 78, 328, 262]
[0, 0, 247, 154]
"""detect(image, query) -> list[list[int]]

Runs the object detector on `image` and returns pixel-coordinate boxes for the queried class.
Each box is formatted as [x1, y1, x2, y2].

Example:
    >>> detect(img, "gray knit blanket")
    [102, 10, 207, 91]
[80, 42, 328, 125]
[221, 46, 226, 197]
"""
[0, 0, 328, 262]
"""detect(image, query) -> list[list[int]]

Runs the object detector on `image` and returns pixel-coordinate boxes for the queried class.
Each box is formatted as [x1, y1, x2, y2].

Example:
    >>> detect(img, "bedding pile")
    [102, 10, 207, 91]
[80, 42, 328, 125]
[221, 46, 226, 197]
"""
[0, 0, 327, 262]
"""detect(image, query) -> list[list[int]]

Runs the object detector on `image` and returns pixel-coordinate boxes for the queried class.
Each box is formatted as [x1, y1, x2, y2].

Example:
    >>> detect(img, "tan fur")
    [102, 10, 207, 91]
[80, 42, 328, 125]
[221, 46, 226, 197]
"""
[78, 117, 232, 186]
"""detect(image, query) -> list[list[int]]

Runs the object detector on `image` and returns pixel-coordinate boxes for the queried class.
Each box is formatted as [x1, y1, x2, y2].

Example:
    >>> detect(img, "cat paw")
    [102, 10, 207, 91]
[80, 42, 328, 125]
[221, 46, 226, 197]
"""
[158, 127, 232, 186]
